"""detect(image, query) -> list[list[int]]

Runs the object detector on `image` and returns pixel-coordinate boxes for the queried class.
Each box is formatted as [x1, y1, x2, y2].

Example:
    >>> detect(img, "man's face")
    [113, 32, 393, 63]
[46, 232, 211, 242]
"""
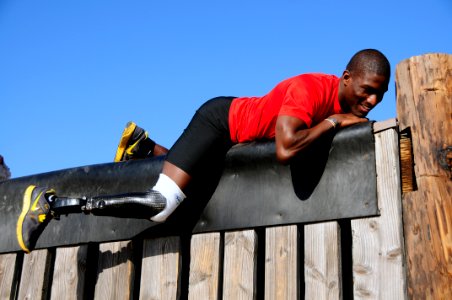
[340, 70, 389, 117]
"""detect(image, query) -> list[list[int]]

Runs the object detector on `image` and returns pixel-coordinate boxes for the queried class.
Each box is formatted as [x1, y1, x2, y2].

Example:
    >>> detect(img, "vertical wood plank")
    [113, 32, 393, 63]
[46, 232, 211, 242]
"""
[94, 241, 134, 300]
[304, 222, 341, 300]
[265, 225, 299, 300]
[50, 245, 88, 300]
[396, 53, 452, 299]
[351, 129, 407, 299]
[188, 233, 221, 300]
[139, 236, 181, 300]
[223, 230, 258, 300]
[0, 253, 19, 299]
[18, 249, 52, 300]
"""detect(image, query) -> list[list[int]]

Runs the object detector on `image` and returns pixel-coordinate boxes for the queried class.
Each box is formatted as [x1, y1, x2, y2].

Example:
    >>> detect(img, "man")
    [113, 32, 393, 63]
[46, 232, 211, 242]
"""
[0, 155, 11, 181]
[16, 49, 390, 253]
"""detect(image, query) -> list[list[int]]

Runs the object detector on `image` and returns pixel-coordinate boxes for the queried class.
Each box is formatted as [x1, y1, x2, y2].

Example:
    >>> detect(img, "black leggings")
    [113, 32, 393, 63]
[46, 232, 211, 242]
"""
[166, 97, 236, 176]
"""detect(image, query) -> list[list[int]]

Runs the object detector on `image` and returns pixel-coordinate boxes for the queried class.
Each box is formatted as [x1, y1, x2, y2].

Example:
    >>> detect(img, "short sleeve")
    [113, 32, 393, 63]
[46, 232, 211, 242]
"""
[278, 77, 319, 128]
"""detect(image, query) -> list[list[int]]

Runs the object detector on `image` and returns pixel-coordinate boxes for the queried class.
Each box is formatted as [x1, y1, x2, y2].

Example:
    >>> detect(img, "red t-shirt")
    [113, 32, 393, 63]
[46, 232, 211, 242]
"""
[229, 73, 343, 143]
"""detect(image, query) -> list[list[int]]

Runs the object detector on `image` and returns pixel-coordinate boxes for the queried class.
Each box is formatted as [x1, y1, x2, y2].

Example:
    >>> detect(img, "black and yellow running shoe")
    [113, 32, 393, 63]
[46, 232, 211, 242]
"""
[114, 121, 156, 162]
[16, 185, 56, 253]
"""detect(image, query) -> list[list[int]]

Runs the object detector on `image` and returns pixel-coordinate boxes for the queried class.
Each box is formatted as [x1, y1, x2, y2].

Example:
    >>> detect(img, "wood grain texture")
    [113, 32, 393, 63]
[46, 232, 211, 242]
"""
[396, 53, 452, 299]
[0, 253, 18, 299]
[50, 245, 88, 300]
[372, 118, 397, 133]
[94, 241, 134, 300]
[351, 129, 407, 299]
[304, 222, 341, 300]
[265, 225, 299, 300]
[18, 249, 52, 300]
[139, 236, 181, 300]
[188, 233, 221, 300]
[223, 230, 258, 300]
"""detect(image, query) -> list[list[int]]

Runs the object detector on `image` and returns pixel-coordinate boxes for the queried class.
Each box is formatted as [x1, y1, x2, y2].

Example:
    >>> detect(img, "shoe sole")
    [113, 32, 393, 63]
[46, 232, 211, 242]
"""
[16, 185, 35, 253]
[114, 122, 137, 162]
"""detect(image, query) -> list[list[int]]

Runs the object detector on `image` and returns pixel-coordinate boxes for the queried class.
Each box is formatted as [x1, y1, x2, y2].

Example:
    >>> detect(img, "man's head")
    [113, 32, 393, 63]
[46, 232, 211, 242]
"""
[0, 155, 11, 181]
[339, 49, 391, 117]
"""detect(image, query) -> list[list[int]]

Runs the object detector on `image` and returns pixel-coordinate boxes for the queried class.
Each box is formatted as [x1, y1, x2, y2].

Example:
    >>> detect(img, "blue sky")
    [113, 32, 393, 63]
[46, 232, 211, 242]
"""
[1, 0, 451, 178]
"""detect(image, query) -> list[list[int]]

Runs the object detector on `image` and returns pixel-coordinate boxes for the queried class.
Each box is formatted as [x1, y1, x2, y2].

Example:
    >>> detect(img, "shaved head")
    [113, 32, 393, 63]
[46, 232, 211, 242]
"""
[346, 49, 391, 82]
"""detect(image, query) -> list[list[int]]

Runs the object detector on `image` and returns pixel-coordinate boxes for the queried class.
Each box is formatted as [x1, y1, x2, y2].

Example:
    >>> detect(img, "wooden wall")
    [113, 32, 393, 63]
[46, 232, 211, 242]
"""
[0, 125, 407, 299]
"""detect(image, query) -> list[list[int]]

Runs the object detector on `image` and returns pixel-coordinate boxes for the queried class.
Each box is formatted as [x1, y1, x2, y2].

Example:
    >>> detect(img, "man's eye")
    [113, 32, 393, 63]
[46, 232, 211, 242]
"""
[360, 89, 369, 97]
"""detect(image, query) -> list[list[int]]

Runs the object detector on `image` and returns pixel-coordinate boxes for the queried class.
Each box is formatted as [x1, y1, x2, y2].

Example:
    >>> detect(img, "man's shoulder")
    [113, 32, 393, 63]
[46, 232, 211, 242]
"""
[301, 73, 338, 80]
[288, 73, 339, 87]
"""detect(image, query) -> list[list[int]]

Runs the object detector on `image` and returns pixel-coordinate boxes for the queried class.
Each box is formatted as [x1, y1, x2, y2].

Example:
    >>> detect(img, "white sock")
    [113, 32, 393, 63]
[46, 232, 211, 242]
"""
[150, 173, 186, 223]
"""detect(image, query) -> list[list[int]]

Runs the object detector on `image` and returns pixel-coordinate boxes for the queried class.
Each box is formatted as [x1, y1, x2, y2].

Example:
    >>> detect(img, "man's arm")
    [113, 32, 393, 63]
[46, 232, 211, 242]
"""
[275, 114, 368, 164]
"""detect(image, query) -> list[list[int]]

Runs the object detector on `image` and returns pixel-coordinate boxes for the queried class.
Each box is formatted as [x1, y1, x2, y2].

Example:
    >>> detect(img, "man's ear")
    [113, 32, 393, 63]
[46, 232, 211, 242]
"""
[342, 70, 351, 85]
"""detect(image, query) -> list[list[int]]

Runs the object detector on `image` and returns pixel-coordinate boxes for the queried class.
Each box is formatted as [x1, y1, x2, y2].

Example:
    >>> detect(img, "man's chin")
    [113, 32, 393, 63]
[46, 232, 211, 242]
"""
[351, 111, 367, 118]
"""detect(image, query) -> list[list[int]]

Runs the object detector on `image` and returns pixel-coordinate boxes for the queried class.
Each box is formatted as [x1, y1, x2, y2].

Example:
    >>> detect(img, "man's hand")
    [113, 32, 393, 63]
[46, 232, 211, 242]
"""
[329, 113, 369, 129]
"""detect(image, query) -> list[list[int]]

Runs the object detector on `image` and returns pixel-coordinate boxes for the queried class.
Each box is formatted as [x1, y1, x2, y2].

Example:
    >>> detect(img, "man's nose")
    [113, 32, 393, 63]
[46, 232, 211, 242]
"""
[366, 94, 378, 107]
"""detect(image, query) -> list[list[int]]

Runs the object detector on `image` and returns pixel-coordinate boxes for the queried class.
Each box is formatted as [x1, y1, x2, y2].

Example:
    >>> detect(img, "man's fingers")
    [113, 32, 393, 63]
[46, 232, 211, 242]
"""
[340, 117, 369, 128]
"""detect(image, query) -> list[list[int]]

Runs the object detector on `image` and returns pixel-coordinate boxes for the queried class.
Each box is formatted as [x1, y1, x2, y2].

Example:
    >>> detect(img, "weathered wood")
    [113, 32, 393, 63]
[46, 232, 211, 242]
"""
[265, 225, 299, 300]
[351, 128, 407, 299]
[372, 118, 397, 133]
[50, 245, 88, 300]
[396, 53, 452, 299]
[18, 249, 52, 300]
[188, 233, 221, 300]
[139, 237, 181, 299]
[0, 253, 18, 299]
[94, 241, 134, 300]
[223, 230, 258, 300]
[304, 222, 341, 300]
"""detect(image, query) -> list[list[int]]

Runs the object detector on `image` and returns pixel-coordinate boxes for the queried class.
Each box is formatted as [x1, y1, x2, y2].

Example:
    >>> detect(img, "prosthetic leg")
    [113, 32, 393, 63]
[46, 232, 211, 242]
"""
[50, 190, 166, 219]
[17, 185, 168, 253]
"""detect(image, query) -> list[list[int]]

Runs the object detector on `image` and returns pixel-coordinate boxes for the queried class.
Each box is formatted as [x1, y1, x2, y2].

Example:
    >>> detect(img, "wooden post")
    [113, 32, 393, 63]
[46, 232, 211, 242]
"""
[265, 225, 299, 300]
[0, 253, 18, 299]
[18, 249, 53, 300]
[304, 222, 341, 300]
[51, 245, 88, 300]
[223, 230, 258, 299]
[188, 233, 221, 300]
[396, 53, 452, 299]
[351, 127, 407, 299]
[95, 241, 135, 300]
[140, 237, 181, 299]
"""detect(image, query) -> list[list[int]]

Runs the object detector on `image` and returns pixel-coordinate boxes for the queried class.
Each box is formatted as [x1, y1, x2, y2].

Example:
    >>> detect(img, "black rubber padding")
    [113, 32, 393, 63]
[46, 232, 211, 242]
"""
[0, 122, 377, 253]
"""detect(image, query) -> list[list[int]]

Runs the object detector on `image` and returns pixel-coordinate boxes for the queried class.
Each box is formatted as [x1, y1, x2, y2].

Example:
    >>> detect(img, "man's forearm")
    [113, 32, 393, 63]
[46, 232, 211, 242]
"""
[275, 118, 336, 164]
